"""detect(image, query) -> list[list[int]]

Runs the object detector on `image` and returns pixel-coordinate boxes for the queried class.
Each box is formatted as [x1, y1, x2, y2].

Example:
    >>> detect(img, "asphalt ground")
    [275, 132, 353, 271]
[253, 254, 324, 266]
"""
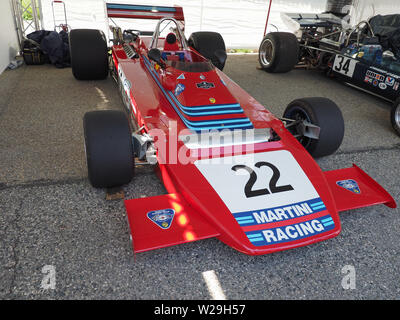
[0, 55, 399, 300]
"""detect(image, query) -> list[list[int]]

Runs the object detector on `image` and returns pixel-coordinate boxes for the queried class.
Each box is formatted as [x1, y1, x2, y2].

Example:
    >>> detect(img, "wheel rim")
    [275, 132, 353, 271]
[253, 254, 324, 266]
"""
[260, 39, 274, 67]
[285, 107, 313, 150]
[395, 104, 400, 127]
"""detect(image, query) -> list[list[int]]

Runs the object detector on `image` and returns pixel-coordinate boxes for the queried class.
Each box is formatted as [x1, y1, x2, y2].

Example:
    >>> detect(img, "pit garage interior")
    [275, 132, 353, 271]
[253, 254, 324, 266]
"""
[0, 0, 399, 300]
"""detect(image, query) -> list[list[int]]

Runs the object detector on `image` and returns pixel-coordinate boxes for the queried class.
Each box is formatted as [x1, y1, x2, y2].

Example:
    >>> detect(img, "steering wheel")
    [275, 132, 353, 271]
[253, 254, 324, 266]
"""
[123, 29, 140, 43]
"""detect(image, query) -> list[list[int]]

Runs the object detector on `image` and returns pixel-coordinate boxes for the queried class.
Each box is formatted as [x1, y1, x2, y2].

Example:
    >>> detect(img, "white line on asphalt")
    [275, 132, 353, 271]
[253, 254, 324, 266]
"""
[202, 270, 227, 300]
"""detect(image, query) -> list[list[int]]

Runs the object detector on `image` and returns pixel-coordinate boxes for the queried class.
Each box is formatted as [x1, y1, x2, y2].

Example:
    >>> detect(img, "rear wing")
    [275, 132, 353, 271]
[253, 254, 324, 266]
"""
[283, 12, 342, 28]
[105, 3, 184, 21]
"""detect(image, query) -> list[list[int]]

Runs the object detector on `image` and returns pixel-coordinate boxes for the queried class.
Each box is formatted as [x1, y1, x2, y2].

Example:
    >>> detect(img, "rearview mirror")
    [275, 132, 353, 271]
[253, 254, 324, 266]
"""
[383, 50, 396, 60]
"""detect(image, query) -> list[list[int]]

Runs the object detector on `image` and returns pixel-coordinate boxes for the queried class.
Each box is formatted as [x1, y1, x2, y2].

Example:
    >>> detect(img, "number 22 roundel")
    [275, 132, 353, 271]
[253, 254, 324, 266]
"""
[194, 150, 320, 214]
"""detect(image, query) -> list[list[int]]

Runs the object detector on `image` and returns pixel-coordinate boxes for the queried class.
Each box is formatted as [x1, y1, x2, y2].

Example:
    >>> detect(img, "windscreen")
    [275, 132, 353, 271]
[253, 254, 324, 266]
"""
[165, 60, 214, 72]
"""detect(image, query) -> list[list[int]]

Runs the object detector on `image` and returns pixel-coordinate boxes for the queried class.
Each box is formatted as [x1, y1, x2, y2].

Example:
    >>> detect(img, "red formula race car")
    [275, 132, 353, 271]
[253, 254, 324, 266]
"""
[70, 3, 396, 256]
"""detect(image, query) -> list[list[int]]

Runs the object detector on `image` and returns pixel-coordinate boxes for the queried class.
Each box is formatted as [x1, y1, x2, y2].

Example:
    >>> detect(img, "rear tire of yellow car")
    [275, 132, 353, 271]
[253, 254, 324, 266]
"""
[391, 98, 400, 137]
[259, 32, 299, 73]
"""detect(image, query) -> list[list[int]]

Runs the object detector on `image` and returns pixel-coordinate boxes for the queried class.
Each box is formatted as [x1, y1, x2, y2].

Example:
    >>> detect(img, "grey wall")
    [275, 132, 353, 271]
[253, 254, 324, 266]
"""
[0, 0, 19, 73]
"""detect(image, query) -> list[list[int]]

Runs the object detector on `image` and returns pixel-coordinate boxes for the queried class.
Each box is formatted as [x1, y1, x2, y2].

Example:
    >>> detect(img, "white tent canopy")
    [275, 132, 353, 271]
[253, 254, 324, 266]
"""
[352, 0, 400, 24]
[39, 0, 400, 49]
[40, 0, 327, 49]
[1, 0, 400, 73]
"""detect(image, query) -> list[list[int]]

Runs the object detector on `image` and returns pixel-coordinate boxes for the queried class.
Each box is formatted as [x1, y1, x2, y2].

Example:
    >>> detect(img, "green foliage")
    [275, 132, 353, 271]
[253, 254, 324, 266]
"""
[228, 49, 255, 53]
[21, 0, 40, 21]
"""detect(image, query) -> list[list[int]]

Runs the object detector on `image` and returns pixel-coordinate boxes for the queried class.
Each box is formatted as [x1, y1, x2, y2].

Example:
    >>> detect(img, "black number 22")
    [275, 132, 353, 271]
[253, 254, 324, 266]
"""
[231, 162, 294, 198]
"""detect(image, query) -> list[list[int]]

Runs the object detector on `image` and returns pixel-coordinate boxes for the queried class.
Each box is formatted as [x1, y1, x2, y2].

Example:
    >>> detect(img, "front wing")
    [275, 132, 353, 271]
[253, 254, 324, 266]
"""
[125, 164, 395, 254]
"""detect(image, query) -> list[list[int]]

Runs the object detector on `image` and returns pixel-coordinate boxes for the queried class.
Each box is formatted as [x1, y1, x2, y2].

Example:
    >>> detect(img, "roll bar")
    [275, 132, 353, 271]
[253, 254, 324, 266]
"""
[149, 17, 188, 50]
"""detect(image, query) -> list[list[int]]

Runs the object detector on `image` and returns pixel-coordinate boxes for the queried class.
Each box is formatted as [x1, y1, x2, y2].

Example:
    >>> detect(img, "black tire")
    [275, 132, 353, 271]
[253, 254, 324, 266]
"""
[391, 98, 400, 137]
[83, 110, 134, 188]
[283, 97, 344, 158]
[69, 29, 109, 80]
[258, 32, 299, 73]
[188, 31, 227, 70]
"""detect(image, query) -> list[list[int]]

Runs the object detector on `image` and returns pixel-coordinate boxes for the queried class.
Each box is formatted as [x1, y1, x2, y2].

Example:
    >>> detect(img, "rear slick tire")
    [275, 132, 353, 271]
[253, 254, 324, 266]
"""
[259, 32, 299, 73]
[69, 29, 109, 80]
[188, 31, 227, 70]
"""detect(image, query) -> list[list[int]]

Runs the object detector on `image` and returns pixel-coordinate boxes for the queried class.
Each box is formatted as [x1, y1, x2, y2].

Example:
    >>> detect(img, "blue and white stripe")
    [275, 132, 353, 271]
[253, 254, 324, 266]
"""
[142, 56, 253, 132]
[106, 4, 177, 12]
[167, 92, 244, 117]
[235, 215, 256, 226]
[309, 200, 326, 211]
[321, 216, 334, 227]
[247, 233, 264, 243]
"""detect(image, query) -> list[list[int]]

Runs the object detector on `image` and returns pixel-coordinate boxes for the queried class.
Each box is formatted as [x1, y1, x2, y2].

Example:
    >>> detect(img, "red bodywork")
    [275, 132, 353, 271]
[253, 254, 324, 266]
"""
[107, 3, 396, 255]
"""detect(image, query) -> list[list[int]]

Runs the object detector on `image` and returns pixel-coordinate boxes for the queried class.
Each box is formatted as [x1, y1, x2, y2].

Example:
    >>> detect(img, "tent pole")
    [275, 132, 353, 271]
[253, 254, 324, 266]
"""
[263, 0, 273, 36]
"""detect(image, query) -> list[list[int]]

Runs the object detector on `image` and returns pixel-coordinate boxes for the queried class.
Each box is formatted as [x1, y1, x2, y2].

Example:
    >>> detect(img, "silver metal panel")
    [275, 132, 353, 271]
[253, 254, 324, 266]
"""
[179, 128, 271, 150]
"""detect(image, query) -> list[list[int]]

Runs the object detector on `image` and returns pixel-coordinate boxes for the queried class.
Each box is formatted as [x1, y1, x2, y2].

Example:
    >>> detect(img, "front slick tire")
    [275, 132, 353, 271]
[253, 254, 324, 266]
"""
[284, 97, 344, 158]
[83, 110, 134, 188]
